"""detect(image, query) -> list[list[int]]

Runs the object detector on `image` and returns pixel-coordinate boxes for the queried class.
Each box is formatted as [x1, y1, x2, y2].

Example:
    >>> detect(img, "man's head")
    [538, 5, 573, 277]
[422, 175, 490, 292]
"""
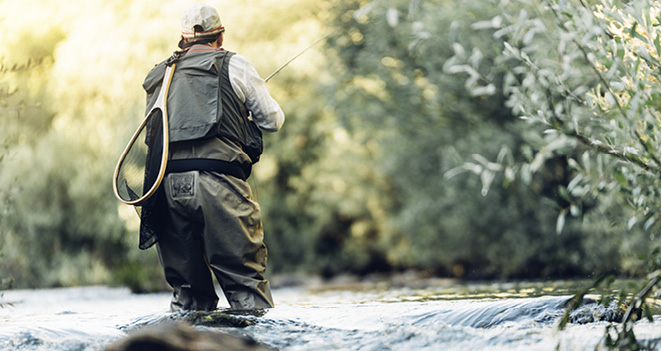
[180, 3, 225, 47]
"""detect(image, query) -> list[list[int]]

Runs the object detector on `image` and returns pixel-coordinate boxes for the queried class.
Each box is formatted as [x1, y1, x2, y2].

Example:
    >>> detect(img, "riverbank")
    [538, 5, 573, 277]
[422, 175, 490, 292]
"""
[270, 271, 660, 303]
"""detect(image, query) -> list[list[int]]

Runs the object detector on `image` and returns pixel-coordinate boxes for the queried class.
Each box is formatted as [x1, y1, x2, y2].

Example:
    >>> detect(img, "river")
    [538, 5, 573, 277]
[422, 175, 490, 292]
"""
[0, 279, 659, 350]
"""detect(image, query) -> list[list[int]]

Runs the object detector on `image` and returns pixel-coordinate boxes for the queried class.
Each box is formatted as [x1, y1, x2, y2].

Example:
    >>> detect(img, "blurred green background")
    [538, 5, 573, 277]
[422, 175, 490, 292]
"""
[0, 0, 659, 293]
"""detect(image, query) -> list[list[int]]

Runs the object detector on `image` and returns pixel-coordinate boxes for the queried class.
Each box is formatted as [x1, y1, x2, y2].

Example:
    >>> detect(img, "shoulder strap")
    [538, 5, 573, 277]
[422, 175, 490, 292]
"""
[213, 51, 230, 124]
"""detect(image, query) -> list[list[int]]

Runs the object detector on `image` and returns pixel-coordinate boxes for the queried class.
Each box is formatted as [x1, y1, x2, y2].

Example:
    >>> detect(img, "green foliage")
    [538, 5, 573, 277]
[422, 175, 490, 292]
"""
[558, 268, 660, 350]
[0, 0, 165, 290]
[442, 0, 660, 347]
[445, 0, 660, 237]
[258, 79, 393, 277]
[0, 43, 51, 293]
[444, 0, 660, 275]
[0, 0, 658, 295]
[315, 0, 627, 279]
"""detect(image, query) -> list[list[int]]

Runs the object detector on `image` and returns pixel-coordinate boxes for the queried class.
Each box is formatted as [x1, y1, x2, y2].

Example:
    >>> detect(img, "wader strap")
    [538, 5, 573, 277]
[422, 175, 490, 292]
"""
[166, 158, 247, 181]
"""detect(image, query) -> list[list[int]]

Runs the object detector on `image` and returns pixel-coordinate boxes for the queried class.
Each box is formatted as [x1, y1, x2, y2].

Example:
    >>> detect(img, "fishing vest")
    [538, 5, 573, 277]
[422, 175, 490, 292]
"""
[143, 47, 263, 163]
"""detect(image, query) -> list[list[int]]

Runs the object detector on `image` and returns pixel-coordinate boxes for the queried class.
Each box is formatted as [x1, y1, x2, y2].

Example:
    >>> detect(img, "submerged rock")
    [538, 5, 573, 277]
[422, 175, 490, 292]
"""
[119, 309, 266, 332]
[568, 297, 625, 324]
[105, 322, 274, 351]
[178, 309, 265, 328]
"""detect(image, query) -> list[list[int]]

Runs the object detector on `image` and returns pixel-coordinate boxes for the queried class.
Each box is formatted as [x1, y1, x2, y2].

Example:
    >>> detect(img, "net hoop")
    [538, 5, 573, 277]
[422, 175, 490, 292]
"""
[112, 64, 175, 206]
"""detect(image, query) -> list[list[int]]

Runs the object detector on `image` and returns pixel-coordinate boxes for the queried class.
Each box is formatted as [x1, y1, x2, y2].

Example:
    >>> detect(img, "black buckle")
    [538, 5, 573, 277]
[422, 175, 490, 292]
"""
[166, 50, 186, 66]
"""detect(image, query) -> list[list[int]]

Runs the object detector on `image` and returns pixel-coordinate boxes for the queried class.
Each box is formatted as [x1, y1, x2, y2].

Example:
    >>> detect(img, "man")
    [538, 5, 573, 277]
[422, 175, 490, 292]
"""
[141, 3, 284, 311]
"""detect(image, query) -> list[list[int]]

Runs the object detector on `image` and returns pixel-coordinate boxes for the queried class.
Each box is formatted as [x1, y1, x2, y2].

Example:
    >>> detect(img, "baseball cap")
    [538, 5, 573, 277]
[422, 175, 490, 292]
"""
[181, 4, 225, 39]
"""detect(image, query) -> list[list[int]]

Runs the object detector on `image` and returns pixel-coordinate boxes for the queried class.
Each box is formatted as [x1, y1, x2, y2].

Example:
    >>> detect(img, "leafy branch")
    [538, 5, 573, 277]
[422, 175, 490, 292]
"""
[554, 8, 662, 169]
[558, 271, 661, 350]
[500, 13, 659, 174]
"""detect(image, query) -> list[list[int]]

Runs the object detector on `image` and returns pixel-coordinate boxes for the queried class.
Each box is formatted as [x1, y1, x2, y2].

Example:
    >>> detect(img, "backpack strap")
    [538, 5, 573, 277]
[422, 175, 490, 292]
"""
[213, 51, 229, 126]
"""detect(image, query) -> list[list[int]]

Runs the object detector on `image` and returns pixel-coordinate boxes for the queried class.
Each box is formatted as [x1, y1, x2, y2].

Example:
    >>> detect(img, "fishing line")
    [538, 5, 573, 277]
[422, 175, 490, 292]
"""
[264, 29, 339, 83]
[263, 0, 379, 82]
[252, 1, 379, 201]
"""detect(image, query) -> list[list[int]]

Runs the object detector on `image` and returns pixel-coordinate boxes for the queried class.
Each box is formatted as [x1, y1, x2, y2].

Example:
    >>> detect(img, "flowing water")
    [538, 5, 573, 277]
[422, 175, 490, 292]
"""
[0, 279, 659, 351]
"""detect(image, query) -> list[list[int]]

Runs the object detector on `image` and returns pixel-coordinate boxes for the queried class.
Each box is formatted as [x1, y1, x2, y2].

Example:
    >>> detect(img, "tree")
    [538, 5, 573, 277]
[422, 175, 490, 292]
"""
[447, 0, 660, 234]
[445, 0, 660, 347]
[321, 0, 616, 279]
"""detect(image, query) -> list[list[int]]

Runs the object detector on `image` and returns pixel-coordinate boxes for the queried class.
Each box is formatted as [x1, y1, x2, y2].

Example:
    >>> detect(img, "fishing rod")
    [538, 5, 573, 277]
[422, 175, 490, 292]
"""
[264, 29, 339, 83]
[263, 1, 377, 82]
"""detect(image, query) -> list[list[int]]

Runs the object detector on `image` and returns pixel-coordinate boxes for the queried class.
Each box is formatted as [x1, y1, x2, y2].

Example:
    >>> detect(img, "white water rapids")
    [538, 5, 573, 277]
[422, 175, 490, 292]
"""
[0, 282, 659, 350]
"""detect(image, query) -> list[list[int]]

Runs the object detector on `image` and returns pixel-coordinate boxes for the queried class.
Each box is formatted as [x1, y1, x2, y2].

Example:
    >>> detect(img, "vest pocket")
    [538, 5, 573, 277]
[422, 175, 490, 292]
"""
[168, 69, 219, 142]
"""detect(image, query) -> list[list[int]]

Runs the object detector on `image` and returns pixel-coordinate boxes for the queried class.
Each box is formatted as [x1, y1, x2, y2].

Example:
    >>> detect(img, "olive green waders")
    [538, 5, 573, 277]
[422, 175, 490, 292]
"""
[156, 170, 274, 311]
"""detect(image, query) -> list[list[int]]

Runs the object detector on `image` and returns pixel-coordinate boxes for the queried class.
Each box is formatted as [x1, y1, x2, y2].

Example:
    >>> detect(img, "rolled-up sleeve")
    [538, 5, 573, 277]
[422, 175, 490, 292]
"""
[228, 54, 284, 132]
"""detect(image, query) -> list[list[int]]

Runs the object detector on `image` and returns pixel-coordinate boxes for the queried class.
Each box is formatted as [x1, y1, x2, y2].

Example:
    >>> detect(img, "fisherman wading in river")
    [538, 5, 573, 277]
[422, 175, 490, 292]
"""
[139, 3, 284, 311]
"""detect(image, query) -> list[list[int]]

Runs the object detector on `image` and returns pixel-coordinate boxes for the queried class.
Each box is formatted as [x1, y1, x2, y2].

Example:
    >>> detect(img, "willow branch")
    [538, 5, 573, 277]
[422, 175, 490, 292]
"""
[552, 4, 662, 169]
[622, 274, 661, 324]
[542, 87, 656, 172]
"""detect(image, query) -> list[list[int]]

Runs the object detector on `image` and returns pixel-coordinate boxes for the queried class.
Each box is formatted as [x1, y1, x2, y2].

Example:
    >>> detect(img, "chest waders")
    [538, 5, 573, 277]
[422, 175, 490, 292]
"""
[143, 46, 275, 311]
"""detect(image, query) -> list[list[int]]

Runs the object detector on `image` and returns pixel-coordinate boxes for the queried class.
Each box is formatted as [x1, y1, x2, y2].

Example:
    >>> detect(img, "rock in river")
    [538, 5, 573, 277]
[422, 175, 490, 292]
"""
[106, 321, 274, 351]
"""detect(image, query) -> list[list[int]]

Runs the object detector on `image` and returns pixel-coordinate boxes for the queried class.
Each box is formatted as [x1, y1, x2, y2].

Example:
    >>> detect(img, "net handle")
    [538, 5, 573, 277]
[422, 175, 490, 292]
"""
[112, 64, 176, 205]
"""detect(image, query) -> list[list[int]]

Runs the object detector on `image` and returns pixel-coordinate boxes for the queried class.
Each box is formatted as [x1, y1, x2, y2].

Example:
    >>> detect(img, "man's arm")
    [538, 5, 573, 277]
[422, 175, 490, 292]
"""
[228, 54, 284, 132]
